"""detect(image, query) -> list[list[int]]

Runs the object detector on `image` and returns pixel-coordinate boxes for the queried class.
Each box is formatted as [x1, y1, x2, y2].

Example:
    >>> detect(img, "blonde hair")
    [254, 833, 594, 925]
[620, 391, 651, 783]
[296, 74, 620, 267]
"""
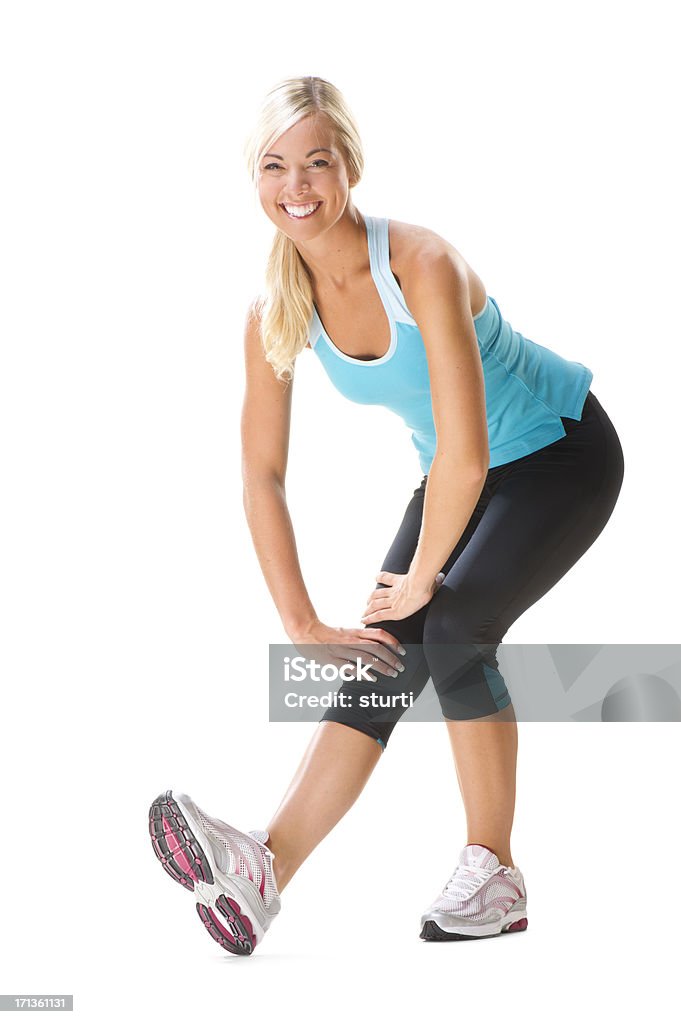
[243, 76, 365, 383]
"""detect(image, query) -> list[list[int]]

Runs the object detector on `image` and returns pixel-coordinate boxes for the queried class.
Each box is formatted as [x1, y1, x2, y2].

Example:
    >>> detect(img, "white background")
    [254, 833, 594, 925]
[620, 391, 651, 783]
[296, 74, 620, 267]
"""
[1, 1, 679, 1021]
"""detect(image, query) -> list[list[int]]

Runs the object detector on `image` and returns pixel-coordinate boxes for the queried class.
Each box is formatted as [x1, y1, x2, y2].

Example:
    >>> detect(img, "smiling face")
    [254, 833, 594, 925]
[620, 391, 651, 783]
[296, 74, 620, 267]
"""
[256, 114, 356, 236]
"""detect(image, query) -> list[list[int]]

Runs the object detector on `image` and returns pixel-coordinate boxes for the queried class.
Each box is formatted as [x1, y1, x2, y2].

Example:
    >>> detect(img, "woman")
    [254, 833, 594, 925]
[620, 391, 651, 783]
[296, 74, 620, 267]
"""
[148, 76, 625, 955]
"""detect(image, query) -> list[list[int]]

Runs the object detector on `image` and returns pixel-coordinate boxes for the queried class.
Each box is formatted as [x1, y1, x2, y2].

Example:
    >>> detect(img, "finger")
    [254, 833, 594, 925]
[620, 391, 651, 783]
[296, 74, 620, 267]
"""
[359, 600, 389, 622]
[361, 605, 391, 623]
[348, 643, 395, 675]
[340, 629, 407, 668]
[363, 595, 392, 615]
[343, 656, 379, 683]
[361, 610, 398, 625]
[334, 642, 402, 677]
[327, 653, 378, 683]
[356, 629, 407, 659]
[362, 630, 406, 653]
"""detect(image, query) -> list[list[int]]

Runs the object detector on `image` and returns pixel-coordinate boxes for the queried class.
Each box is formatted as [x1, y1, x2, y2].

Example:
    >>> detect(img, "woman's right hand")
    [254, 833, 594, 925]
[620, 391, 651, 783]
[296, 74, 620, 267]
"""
[288, 620, 406, 682]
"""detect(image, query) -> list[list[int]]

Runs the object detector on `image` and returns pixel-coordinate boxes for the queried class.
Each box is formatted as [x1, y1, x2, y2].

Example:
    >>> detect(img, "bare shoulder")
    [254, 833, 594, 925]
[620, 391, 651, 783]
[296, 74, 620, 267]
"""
[244, 294, 264, 327]
[246, 294, 313, 354]
[387, 219, 487, 317]
[243, 298, 292, 392]
[243, 296, 265, 354]
[243, 297, 265, 361]
[387, 219, 455, 264]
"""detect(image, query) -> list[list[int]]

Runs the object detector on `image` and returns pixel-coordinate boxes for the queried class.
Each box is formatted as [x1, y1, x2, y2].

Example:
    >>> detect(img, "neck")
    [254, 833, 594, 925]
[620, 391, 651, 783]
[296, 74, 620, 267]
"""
[295, 205, 369, 291]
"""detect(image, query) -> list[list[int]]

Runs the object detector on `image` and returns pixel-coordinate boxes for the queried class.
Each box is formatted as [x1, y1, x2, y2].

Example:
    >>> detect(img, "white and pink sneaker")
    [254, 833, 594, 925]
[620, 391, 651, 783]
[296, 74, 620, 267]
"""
[149, 790, 281, 956]
[420, 843, 528, 940]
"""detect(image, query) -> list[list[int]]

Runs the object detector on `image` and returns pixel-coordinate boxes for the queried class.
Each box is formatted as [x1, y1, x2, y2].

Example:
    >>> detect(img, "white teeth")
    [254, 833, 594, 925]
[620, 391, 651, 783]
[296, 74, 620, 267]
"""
[282, 202, 321, 218]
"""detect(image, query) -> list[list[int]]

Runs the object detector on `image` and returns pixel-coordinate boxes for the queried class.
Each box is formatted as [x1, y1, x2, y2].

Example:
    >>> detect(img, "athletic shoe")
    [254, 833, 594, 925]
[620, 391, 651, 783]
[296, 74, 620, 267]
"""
[148, 790, 281, 956]
[420, 843, 528, 940]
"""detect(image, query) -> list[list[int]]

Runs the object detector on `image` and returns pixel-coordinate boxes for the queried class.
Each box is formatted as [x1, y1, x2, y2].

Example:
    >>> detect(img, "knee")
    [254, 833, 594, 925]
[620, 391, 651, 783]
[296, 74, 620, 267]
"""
[319, 711, 393, 751]
[422, 584, 490, 645]
[422, 587, 508, 719]
[366, 582, 430, 645]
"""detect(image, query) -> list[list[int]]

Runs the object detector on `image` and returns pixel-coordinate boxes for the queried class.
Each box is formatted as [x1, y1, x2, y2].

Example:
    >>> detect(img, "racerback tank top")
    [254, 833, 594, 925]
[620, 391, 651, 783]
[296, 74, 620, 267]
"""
[307, 215, 594, 475]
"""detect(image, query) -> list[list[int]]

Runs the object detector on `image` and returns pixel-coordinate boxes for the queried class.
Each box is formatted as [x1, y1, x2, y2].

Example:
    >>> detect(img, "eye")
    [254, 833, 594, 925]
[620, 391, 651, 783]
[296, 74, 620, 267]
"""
[262, 159, 330, 171]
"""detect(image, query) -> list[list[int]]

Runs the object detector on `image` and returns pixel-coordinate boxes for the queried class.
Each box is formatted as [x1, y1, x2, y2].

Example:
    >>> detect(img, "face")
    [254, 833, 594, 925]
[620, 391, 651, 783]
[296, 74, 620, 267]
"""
[256, 114, 355, 236]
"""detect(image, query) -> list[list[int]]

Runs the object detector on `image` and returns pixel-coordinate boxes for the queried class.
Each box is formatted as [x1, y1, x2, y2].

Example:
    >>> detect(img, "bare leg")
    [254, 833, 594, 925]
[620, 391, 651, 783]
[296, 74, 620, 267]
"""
[265, 721, 382, 892]
[445, 703, 518, 867]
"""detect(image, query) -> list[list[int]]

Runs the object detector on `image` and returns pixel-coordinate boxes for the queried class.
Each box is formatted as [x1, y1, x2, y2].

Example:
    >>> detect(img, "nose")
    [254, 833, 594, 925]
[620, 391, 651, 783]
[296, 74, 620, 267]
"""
[286, 168, 310, 194]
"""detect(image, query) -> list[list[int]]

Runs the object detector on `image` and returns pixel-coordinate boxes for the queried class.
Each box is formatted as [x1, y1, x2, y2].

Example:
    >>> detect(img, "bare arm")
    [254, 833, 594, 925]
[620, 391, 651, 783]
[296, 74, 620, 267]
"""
[241, 303, 318, 639]
[399, 240, 490, 591]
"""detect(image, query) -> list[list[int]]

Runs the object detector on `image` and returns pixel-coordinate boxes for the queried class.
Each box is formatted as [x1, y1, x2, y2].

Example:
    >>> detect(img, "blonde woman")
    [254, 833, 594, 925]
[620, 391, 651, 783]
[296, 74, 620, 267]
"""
[148, 76, 624, 955]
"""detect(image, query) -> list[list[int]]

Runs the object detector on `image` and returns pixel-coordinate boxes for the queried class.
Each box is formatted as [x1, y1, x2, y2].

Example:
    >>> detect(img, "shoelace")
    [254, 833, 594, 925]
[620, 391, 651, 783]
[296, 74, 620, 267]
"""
[443, 864, 495, 899]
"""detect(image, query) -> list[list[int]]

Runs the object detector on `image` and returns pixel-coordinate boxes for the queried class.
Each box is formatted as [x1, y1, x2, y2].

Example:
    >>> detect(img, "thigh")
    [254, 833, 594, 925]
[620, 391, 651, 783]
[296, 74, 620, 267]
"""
[348, 470, 495, 708]
[370, 478, 431, 645]
[370, 472, 494, 644]
[435, 390, 625, 637]
[377, 476, 429, 576]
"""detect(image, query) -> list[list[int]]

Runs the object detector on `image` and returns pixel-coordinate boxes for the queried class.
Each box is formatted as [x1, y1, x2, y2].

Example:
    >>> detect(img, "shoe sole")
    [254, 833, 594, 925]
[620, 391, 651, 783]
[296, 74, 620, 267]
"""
[148, 790, 258, 956]
[420, 914, 528, 941]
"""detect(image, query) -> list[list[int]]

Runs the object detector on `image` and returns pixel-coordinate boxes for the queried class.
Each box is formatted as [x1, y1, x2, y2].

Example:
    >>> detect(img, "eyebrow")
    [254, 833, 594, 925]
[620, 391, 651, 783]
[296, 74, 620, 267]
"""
[262, 148, 334, 160]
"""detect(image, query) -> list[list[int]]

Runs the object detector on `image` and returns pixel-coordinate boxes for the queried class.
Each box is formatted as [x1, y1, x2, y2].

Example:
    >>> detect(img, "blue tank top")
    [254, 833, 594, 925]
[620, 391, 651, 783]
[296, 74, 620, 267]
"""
[307, 215, 593, 475]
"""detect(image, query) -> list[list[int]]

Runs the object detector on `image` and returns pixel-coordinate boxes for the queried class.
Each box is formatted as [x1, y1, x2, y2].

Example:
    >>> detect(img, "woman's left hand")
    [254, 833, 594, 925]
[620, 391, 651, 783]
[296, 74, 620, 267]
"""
[360, 570, 446, 624]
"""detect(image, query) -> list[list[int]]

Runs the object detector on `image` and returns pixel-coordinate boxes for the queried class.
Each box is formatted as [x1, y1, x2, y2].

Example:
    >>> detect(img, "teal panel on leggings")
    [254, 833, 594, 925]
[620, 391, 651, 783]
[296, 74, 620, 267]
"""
[482, 663, 512, 711]
[307, 215, 593, 475]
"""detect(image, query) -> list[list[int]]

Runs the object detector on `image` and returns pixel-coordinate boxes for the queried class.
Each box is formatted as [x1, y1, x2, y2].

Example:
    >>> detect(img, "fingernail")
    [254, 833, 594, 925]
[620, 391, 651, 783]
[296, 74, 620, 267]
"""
[399, 647, 406, 655]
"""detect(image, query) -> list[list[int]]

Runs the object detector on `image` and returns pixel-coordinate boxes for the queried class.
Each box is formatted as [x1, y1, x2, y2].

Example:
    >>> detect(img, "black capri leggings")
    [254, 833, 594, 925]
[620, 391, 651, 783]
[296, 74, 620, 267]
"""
[319, 390, 625, 748]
